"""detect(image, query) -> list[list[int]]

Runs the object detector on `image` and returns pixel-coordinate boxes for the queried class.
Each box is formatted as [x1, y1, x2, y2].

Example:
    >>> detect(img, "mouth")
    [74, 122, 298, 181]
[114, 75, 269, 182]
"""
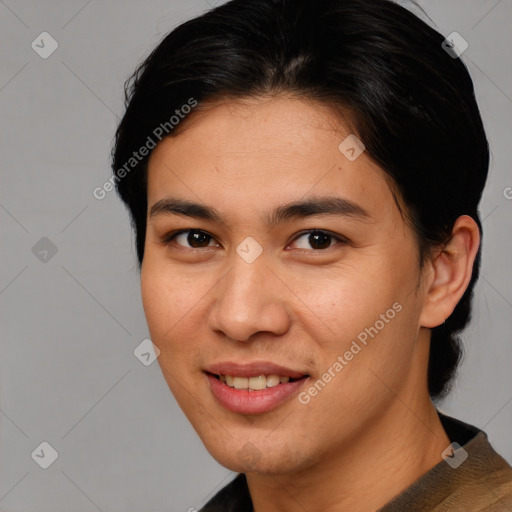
[208, 373, 306, 390]
[204, 362, 310, 414]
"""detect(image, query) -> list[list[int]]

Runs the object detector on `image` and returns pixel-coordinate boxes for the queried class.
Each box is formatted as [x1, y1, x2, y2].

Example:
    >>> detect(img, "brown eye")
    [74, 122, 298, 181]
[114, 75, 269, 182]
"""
[169, 230, 218, 248]
[290, 230, 345, 250]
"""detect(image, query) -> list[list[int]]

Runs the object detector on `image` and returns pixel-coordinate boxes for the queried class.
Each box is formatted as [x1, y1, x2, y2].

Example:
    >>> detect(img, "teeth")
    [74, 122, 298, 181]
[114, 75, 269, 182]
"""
[233, 377, 248, 389]
[219, 374, 296, 390]
[266, 375, 280, 387]
[248, 375, 266, 390]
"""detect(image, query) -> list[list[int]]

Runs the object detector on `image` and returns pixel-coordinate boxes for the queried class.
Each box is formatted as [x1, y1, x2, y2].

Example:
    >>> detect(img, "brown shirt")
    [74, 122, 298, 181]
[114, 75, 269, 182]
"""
[200, 412, 512, 511]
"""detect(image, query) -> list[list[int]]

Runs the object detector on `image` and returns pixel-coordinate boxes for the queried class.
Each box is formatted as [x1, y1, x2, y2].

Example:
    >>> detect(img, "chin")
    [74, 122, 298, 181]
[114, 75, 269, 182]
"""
[202, 433, 316, 475]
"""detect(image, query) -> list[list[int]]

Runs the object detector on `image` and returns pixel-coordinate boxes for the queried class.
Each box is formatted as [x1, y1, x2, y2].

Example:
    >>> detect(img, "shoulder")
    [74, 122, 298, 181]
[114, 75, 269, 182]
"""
[381, 412, 512, 511]
[199, 473, 252, 512]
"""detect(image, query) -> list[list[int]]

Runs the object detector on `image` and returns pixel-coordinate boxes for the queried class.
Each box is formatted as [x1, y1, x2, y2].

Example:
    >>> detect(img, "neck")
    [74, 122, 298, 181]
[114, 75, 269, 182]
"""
[246, 386, 450, 512]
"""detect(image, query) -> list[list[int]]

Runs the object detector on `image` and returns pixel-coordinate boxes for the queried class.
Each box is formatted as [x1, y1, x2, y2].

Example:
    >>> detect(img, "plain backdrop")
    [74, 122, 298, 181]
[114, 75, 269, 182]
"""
[1, 0, 511, 510]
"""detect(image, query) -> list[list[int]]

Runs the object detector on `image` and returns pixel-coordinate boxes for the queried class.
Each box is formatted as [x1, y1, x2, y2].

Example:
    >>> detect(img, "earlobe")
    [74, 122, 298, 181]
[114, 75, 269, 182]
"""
[419, 215, 480, 329]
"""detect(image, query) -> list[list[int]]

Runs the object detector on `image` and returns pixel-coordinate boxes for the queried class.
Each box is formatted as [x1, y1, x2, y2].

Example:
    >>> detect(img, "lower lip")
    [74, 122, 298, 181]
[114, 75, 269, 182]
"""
[206, 373, 309, 414]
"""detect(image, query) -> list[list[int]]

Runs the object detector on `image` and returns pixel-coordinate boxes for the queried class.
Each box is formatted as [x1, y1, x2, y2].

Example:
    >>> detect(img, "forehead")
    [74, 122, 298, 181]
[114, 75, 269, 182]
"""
[145, 96, 398, 224]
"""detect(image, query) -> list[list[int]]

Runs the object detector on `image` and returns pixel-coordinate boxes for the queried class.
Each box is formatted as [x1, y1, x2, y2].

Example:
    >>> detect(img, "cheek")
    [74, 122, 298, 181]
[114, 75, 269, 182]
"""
[140, 260, 209, 404]
[294, 259, 421, 385]
[140, 267, 172, 339]
[291, 267, 399, 342]
[140, 258, 201, 360]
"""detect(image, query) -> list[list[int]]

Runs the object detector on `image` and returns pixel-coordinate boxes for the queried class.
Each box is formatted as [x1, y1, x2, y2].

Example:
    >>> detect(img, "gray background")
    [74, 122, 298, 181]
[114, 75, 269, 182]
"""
[0, 0, 511, 510]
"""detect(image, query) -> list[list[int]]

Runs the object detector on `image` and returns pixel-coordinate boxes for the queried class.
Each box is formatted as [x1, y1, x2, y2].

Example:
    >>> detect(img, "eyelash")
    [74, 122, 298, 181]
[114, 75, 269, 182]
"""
[161, 229, 348, 251]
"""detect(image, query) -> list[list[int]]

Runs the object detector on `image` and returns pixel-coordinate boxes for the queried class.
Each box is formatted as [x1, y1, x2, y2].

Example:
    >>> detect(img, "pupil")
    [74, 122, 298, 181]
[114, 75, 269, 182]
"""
[309, 231, 331, 250]
[188, 231, 210, 248]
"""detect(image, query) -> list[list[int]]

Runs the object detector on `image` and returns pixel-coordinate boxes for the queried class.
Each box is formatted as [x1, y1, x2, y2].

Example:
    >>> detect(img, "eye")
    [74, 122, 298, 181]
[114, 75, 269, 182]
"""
[289, 230, 347, 250]
[165, 229, 219, 249]
[163, 228, 347, 251]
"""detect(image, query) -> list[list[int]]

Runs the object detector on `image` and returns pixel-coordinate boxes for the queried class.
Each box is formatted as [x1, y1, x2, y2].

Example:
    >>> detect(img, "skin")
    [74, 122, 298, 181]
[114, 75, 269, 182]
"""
[140, 95, 480, 512]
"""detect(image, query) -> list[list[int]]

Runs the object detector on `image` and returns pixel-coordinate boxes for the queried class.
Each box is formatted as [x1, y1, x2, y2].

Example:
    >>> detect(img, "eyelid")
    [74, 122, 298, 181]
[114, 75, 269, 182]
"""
[162, 228, 349, 250]
[162, 228, 218, 247]
[288, 229, 349, 249]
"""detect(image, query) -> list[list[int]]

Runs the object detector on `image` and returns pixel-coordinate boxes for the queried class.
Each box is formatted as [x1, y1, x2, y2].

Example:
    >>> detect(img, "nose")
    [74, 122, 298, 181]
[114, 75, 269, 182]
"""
[207, 255, 291, 343]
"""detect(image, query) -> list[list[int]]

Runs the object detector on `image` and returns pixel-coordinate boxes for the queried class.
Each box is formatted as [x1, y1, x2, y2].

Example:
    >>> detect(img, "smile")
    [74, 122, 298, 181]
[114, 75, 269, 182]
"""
[204, 362, 310, 414]
[215, 374, 297, 390]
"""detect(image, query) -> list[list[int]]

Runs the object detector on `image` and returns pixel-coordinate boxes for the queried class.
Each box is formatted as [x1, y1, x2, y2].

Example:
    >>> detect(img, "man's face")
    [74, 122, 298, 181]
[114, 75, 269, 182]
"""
[141, 96, 430, 474]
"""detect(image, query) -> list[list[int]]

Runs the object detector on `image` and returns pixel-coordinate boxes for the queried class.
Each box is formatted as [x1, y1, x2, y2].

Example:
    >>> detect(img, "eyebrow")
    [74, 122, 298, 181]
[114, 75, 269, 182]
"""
[149, 196, 370, 227]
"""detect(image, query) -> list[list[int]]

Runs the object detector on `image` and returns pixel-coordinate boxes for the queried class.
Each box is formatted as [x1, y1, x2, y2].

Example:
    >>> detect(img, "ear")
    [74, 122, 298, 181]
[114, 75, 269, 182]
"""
[419, 215, 480, 329]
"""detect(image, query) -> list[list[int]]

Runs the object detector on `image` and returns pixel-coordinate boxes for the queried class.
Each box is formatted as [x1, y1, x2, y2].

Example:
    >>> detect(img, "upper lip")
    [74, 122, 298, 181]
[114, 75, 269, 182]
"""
[205, 361, 308, 379]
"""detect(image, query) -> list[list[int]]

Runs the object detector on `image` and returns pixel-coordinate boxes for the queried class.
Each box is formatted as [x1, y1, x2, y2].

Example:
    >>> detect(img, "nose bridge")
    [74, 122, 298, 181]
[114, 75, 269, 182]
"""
[227, 256, 263, 308]
[209, 249, 289, 342]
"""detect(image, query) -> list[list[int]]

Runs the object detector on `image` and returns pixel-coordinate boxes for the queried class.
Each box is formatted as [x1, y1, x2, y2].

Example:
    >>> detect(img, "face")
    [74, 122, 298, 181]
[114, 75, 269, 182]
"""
[141, 95, 431, 474]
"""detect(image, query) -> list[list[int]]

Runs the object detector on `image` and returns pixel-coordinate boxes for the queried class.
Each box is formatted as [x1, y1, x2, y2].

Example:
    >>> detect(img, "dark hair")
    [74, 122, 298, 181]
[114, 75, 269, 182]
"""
[112, 0, 489, 399]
